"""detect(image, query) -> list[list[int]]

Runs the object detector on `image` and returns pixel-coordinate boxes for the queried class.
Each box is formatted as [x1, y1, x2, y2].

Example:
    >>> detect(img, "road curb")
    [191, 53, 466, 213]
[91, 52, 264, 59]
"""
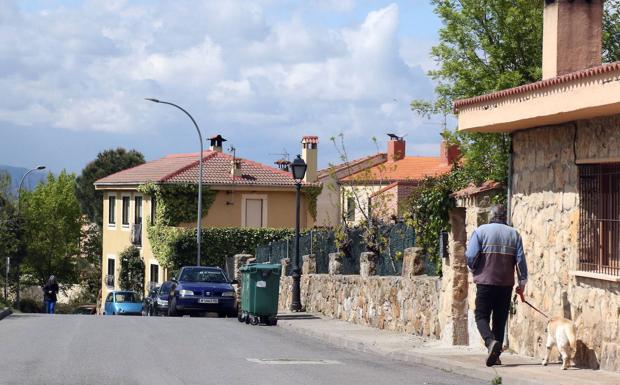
[278, 320, 552, 385]
[0, 307, 12, 321]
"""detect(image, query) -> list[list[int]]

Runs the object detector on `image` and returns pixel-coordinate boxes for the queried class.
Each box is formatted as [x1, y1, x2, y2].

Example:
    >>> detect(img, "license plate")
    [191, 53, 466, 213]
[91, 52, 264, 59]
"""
[199, 298, 218, 304]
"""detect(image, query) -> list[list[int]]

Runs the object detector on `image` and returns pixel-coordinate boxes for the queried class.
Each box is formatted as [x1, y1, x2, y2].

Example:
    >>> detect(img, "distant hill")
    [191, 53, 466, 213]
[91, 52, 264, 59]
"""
[0, 165, 48, 198]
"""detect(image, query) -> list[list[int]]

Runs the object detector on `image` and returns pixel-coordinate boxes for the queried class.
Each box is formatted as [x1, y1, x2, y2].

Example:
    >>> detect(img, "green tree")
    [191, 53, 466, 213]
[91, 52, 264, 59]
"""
[604, 0, 620, 62]
[119, 246, 144, 293]
[76, 224, 102, 302]
[0, 172, 17, 298]
[76, 148, 145, 226]
[21, 171, 82, 285]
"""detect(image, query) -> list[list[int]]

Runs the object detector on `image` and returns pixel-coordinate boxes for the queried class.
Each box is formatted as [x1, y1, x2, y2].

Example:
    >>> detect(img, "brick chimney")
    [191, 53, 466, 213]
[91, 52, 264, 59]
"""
[542, 0, 603, 80]
[387, 135, 405, 162]
[231, 159, 242, 178]
[440, 141, 460, 165]
[301, 136, 318, 183]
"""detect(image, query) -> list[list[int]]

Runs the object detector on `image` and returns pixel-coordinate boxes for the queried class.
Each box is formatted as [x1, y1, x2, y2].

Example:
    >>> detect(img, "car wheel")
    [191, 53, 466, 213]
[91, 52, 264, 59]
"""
[168, 298, 179, 317]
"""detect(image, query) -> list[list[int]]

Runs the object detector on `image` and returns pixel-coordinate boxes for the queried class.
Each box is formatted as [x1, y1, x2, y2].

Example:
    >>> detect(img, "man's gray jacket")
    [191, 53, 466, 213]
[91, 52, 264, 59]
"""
[465, 222, 528, 287]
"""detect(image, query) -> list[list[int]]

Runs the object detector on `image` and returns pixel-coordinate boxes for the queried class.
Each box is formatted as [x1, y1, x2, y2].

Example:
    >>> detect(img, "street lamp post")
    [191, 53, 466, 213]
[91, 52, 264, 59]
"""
[15, 165, 46, 307]
[145, 98, 203, 266]
[290, 155, 307, 312]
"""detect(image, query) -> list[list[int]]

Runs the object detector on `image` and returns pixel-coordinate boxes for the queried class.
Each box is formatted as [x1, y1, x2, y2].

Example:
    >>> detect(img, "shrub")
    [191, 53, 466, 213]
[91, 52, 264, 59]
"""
[152, 227, 295, 270]
[18, 298, 43, 313]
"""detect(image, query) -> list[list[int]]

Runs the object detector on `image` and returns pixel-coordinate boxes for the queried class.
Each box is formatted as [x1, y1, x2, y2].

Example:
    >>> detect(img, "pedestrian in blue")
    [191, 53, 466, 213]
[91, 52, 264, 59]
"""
[42, 275, 59, 314]
[466, 204, 528, 367]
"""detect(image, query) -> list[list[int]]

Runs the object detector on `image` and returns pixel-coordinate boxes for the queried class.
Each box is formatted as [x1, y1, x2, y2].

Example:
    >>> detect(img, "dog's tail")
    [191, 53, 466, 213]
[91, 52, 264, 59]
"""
[566, 322, 577, 355]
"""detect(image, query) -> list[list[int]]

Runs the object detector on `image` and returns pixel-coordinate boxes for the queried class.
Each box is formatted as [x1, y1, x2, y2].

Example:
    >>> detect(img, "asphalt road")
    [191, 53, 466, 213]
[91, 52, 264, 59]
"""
[0, 314, 486, 385]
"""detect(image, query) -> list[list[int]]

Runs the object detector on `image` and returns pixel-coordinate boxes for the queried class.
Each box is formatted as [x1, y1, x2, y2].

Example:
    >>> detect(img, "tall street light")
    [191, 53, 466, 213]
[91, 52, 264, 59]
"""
[145, 98, 204, 266]
[290, 155, 307, 312]
[15, 165, 46, 307]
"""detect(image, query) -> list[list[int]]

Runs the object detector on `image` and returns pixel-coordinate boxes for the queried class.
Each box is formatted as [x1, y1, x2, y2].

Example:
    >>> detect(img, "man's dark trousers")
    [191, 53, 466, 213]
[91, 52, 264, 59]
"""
[475, 284, 512, 348]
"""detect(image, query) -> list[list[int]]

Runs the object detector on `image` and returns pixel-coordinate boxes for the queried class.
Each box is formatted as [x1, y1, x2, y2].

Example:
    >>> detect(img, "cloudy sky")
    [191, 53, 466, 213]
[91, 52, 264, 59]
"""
[0, 0, 446, 174]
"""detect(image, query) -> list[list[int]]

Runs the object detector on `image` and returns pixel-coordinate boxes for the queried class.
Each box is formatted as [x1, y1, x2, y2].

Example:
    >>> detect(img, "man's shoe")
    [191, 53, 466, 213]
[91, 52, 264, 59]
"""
[495, 358, 502, 366]
[486, 340, 501, 367]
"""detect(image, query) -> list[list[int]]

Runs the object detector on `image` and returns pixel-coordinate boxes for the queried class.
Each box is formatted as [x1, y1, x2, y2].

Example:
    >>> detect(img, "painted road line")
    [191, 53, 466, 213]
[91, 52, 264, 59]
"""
[246, 358, 342, 365]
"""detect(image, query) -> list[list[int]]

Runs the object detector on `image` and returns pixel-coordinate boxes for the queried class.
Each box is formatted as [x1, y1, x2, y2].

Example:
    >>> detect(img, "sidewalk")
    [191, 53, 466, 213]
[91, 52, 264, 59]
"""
[277, 313, 620, 385]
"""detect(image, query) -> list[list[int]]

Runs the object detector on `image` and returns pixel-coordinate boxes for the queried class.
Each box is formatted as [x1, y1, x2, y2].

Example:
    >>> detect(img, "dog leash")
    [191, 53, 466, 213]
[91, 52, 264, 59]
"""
[518, 292, 549, 319]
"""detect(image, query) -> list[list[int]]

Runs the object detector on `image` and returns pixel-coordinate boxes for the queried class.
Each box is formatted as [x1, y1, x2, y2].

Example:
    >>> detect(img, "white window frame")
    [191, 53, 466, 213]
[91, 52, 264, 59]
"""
[241, 194, 268, 228]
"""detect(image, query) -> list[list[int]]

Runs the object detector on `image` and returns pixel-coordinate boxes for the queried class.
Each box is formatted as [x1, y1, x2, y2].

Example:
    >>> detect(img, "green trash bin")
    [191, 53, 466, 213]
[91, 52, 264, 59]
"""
[238, 263, 281, 326]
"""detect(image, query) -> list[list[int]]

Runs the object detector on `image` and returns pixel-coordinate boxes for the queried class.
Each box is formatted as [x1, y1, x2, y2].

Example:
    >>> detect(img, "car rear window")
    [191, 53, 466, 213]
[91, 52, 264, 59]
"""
[179, 268, 227, 283]
[115, 292, 140, 303]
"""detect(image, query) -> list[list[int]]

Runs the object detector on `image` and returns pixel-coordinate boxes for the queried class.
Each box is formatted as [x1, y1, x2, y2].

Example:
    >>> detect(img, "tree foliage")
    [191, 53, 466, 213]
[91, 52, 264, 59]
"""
[76, 224, 102, 302]
[76, 148, 145, 226]
[21, 171, 82, 285]
[604, 0, 620, 63]
[404, 169, 469, 273]
[119, 245, 144, 293]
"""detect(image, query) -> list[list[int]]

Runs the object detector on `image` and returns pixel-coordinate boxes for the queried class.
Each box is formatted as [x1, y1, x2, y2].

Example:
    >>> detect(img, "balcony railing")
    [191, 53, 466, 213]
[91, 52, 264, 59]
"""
[131, 223, 142, 246]
[105, 274, 114, 287]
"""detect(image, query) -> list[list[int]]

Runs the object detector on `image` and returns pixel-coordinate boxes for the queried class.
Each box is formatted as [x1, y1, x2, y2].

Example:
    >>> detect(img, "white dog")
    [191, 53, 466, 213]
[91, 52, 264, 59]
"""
[542, 316, 577, 370]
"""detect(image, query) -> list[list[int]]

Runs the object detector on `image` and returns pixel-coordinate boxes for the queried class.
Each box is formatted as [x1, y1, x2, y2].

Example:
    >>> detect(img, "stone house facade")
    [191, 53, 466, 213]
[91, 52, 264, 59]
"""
[454, 0, 620, 371]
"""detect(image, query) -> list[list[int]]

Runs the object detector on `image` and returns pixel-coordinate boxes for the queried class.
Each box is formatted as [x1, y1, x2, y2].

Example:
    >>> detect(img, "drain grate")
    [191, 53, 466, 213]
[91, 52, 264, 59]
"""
[246, 358, 342, 365]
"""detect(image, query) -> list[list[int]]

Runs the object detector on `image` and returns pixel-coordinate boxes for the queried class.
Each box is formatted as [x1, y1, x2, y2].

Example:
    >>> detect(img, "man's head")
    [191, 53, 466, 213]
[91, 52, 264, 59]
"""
[490, 204, 507, 224]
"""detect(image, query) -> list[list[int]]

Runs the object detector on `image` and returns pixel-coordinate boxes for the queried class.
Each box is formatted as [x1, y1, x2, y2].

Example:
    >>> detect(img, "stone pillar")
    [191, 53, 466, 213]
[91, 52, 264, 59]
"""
[360, 252, 378, 278]
[280, 258, 290, 276]
[401, 247, 425, 278]
[328, 252, 343, 275]
[302, 254, 316, 275]
[233, 254, 255, 304]
[439, 208, 469, 346]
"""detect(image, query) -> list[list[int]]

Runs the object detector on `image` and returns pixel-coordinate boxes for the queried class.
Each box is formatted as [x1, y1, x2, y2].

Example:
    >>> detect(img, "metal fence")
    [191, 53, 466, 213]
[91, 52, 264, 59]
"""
[255, 222, 417, 276]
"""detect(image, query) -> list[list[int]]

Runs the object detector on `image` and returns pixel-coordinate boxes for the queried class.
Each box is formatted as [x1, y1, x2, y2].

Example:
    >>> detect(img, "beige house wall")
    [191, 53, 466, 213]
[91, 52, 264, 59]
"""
[315, 177, 340, 227]
[508, 113, 620, 371]
[341, 185, 384, 225]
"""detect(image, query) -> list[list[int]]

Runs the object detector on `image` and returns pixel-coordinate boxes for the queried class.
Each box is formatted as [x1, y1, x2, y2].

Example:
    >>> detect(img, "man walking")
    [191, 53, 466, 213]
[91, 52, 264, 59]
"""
[466, 204, 528, 367]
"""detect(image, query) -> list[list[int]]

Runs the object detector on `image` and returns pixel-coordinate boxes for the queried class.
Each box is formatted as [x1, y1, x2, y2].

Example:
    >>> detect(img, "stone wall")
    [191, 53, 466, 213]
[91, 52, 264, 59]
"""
[510, 113, 620, 371]
[278, 274, 441, 337]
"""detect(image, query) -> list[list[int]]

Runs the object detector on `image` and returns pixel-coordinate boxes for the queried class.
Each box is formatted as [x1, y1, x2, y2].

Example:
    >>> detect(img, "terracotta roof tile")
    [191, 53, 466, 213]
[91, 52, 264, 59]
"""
[95, 151, 308, 187]
[343, 156, 452, 183]
[451, 181, 503, 198]
[453, 62, 620, 112]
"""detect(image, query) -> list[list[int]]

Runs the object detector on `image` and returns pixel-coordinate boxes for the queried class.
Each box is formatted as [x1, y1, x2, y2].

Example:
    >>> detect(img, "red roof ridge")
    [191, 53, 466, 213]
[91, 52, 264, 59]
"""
[454, 61, 620, 112]
[161, 152, 219, 182]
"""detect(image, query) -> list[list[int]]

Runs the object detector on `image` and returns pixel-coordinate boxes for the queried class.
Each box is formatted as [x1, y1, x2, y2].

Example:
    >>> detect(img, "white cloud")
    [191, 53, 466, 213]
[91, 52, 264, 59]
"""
[0, 0, 439, 164]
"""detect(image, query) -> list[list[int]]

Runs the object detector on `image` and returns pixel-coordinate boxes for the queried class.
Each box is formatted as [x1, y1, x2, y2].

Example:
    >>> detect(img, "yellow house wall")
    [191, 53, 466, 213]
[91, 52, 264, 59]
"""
[100, 190, 163, 311]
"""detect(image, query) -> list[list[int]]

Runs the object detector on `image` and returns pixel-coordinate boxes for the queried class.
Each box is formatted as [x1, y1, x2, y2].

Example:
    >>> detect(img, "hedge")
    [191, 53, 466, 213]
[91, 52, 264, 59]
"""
[153, 227, 295, 270]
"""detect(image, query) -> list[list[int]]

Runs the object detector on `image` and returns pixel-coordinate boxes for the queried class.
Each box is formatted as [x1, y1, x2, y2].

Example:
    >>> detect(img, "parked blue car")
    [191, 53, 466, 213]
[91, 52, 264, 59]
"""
[103, 291, 143, 316]
[168, 266, 237, 317]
